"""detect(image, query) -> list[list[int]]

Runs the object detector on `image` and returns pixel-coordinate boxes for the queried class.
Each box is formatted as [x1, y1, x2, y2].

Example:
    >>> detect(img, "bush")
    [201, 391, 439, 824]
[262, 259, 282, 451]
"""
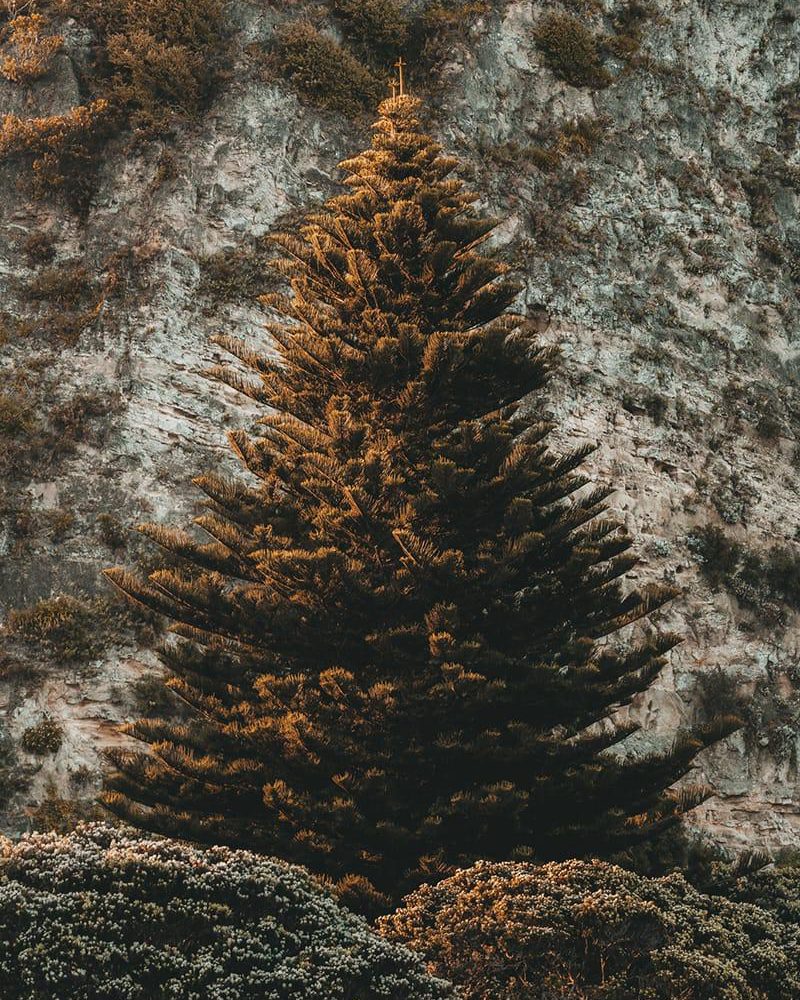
[72, 0, 229, 128]
[5, 595, 103, 662]
[688, 524, 800, 617]
[381, 859, 800, 1000]
[19, 718, 63, 756]
[0, 100, 110, 210]
[275, 21, 383, 115]
[0, 824, 455, 1000]
[0, 391, 34, 435]
[20, 257, 102, 343]
[534, 13, 612, 89]
[410, 1, 492, 68]
[198, 241, 278, 303]
[0, 12, 63, 84]
[333, 0, 409, 61]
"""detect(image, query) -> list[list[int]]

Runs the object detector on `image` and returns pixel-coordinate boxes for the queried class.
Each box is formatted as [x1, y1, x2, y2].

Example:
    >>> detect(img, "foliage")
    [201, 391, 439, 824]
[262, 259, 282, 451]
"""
[381, 858, 800, 1000]
[332, 0, 409, 62]
[198, 241, 279, 303]
[104, 95, 731, 916]
[0, 12, 62, 83]
[21, 229, 56, 265]
[27, 779, 104, 832]
[130, 671, 181, 717]
[688, 524, 800, 620]
[19, 718, 63, 756]
[18, 257, 104, 343]
[695, 666, 744, 725]
[410, 1, 492, 68]
[97, 512, 128, 550]
[64, 0, 229, 129]
[274, 20, 383, 115]
[0, 824, 454, 1000]
[0, 100, 111, 210]
[700, 857, 800, 928]
[534, 13, 612, 89]
[0, 1, 228, 207]
[0, 390, 34, 435]
[4, 595, 108, 662]
[0, 365, 120, 508]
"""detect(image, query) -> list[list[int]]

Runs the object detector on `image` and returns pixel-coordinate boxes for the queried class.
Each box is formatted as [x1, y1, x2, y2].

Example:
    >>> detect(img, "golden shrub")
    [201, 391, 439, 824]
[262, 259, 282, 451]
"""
[0, 99, 110, 206]
[0, 13, 63, 83]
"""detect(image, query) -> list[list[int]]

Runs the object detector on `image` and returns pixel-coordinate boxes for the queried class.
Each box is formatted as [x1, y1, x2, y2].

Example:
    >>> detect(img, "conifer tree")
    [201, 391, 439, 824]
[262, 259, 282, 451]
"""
[105, 95, 735, 915]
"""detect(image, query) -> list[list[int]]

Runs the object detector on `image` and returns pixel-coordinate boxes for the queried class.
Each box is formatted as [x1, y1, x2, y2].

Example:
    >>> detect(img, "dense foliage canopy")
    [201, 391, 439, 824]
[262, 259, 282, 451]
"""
[0, 824, 453, 999]
[381, 858, 800, 999]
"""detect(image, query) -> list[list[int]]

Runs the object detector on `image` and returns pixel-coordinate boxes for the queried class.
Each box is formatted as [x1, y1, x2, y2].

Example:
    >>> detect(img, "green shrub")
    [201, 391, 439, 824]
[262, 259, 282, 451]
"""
[381, 859, 800, 999]
[0, 824, 454, 1000]
[275, 21, 382, 115]
[19, 718, 63, 756]
[534, 13, 612, 89]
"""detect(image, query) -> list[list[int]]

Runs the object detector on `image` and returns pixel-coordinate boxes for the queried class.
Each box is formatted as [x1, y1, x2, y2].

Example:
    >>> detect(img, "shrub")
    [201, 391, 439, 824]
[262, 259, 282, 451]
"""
[0, 391, 34, 435]
[198, 241, 278, 303]
[130, 671, 179, 717]
[695, 666, 744, 724]
[20, 259, 102, 343]
[0, 12, 62, 83]
[332, 0, 409, 61]
[0, 100, 111, 209]
[702, 858, 800, 927]
[21, 229, 56, 265]
[381, 859, 800, 1000]
[534, 13, 612, 89]
[0, 825, 455, 1000]
[5, 595, 102, 662]
[409, 1, 491, 67]
[689, 525, 800, 617]
[22, 260, 93, 310]
[104, 29, 212, 125]
[70, 0, 229, 128]
[275, 21, 382, 115]
[19, 718, 63, 756]
[96, 512, 127, 550]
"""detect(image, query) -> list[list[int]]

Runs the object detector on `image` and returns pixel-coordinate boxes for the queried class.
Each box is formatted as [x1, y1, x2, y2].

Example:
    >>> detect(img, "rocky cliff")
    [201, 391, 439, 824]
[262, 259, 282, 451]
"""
[1, 0, 799, 852]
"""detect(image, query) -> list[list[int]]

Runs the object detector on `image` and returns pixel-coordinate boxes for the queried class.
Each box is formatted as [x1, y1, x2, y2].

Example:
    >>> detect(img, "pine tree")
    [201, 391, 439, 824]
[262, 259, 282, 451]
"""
[105, 95, 735, 915]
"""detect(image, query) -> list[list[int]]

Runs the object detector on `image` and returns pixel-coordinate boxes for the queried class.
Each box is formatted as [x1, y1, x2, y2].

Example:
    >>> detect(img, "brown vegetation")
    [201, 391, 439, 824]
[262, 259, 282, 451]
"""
[0, 12, 62, 83]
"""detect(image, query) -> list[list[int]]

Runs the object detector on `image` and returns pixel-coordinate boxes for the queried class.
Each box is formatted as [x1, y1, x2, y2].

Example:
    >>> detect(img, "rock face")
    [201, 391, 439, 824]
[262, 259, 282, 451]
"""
[1, 0, 799, 852]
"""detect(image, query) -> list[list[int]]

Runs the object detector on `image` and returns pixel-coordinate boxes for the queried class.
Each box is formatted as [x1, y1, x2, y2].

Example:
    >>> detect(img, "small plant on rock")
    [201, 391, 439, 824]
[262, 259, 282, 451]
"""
[20, 718, 63, 756]
[0, 13, 62, 84]
[534, 13, 612, 89]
